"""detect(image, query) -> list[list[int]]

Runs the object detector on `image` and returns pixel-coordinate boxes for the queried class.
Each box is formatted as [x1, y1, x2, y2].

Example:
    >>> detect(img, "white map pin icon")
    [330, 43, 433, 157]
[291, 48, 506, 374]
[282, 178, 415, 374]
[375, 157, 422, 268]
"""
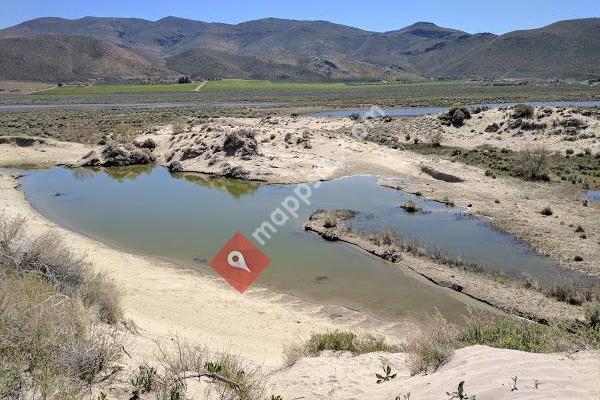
[227, 251, 251, 272]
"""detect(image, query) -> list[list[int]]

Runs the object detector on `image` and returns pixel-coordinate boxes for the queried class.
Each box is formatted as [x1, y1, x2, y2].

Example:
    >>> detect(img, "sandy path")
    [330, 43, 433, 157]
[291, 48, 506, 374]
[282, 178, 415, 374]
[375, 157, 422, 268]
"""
[194, 81, 207, 91]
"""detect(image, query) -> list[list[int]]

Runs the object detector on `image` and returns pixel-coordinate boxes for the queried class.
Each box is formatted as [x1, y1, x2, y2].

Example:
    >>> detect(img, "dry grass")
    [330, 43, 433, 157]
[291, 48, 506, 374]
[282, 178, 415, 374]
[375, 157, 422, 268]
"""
[0, 275, 123, 399]
[153, 337, 266, 400]
[172, 118, 187, 135]
[284, 331, 400, 367]
[0, 214, 122, 324]
[402, 312, 457, 375]
[402, 310, 600, 376]
[0, 214, 124, 399]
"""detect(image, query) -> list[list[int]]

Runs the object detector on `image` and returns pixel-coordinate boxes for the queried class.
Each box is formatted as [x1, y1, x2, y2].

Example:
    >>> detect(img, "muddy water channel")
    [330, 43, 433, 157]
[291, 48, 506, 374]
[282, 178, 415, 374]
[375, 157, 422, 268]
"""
[18, 167, 594, 322]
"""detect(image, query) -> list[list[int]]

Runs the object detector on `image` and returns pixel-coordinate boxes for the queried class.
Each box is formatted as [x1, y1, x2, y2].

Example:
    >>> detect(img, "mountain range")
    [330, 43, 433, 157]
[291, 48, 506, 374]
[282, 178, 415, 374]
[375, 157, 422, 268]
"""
[0, 16, 599, 82]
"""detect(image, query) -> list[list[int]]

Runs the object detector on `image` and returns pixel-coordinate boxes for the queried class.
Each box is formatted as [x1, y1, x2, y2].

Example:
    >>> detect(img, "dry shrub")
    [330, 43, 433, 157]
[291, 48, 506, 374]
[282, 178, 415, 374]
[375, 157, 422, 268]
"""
[517, 146, 551, 181]
[0, 214, 122, 324]
[402, 311, 457, 375]
[172, 118, 187, 135]
[512, 104, 534, 119]
[0, 275, 122, 399]
[155, 338, 265, 400]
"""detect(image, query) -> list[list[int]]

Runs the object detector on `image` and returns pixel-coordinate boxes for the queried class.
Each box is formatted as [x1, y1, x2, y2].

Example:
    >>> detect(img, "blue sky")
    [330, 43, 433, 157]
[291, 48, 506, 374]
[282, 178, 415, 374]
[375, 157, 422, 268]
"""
[2, 0, 599, 33]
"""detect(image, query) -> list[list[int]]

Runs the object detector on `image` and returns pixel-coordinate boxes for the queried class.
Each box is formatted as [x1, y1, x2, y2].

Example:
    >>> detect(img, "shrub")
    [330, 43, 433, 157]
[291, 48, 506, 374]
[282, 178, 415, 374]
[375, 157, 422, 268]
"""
[401, 200, 421, 213]
[284, 331, 399, 367]
[155, 338, 265, 400]
[430, 131, 443, 147]
[517, 146, 550, 181]
[543, 284, 582, 305]
[585, 302, 600, 329]
[541, 206, 553, 216]
[323, 213, 337, 228]
[0, 214, 122, 324]
[439, 107, 472, 128]
[512, 104, 534, 119]
[484, 123, 500, 133]
[0, 275, 123, 399]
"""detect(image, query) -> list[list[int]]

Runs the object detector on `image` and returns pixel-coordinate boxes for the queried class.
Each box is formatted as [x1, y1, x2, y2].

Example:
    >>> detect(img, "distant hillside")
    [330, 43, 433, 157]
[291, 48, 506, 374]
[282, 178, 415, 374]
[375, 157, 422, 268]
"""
[0, 35, 170, 82]
[433, 19, 600, 80]
[0, 16, 598, 82]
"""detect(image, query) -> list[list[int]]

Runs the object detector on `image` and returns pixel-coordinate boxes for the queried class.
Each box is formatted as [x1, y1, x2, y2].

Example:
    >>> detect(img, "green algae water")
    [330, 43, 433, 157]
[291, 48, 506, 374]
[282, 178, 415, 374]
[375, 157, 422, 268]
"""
[18, 167, 593, 322]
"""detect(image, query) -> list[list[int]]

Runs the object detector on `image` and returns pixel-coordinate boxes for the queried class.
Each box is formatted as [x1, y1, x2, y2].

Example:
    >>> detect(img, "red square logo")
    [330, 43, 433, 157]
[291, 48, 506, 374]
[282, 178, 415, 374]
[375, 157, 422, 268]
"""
[209, 232, 270, 293]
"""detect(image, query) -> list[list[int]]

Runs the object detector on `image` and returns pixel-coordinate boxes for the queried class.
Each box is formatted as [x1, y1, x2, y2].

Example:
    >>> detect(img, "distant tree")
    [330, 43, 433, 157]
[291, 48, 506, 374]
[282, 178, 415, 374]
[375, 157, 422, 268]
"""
[178, 76, 191, 84]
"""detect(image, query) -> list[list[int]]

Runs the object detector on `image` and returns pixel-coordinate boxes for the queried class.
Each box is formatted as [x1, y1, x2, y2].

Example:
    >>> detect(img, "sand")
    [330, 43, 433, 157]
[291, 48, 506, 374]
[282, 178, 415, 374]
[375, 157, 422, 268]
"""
[270, 346, 600, 400]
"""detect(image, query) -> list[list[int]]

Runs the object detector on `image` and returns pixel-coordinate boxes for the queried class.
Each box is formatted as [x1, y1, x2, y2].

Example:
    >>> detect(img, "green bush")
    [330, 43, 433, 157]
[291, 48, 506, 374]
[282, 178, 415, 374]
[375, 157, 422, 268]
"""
[512, 104, 534, 119]
[285, 331, 399, 367]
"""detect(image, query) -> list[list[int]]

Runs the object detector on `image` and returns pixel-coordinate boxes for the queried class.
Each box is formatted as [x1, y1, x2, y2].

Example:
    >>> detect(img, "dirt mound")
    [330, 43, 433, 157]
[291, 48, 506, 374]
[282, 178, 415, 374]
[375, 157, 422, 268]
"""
[222, 129, 258, 158]
[166, 128, 260, 169]
[79, 143, 155, 167]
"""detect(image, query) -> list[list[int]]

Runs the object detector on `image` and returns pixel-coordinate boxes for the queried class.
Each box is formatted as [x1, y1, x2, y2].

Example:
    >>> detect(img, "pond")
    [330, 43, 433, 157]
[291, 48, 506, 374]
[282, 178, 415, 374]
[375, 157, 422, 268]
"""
[17, 167, 594, 321]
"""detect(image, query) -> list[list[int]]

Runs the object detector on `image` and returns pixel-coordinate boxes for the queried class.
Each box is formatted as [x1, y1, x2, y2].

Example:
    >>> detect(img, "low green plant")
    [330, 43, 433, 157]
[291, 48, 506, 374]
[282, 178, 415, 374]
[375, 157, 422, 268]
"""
[375, 365, 397, 384]
[130, 364, 158, 398]
[203, 361, 223, 374]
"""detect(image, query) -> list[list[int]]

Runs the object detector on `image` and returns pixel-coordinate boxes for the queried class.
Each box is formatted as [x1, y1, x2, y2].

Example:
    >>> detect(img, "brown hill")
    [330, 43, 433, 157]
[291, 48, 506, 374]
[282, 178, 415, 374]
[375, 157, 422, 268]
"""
[0, 16, 598, 82]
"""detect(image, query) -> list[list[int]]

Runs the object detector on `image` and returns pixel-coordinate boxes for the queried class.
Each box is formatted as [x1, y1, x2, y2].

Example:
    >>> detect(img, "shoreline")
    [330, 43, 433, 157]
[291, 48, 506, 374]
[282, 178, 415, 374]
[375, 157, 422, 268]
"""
[304, 210, 585, 324]
[0, 173, 412, 368]
[15, 169, 483, 326]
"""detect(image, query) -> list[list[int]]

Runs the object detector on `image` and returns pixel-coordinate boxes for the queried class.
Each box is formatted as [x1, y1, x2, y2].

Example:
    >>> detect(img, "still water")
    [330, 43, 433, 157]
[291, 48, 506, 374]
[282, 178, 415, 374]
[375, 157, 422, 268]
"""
[18, 167, 593, 321]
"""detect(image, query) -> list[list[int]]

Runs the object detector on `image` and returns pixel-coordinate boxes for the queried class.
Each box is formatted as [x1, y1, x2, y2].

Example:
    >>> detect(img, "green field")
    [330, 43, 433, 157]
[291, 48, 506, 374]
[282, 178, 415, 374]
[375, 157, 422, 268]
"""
[38, 79, 407, 95]
[201, 79, 353, 91]
[40, 83, 199, 95]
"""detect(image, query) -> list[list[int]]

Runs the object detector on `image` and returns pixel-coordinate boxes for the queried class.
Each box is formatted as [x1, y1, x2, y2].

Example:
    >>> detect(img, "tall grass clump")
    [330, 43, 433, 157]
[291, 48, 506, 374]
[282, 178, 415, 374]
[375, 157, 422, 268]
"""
[403, 311, 600, 376]
[0, 214, 124, 399]
[172, 118, 187, 134]
[284, 331, 399, 367]
[402, 312, 457, 374]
